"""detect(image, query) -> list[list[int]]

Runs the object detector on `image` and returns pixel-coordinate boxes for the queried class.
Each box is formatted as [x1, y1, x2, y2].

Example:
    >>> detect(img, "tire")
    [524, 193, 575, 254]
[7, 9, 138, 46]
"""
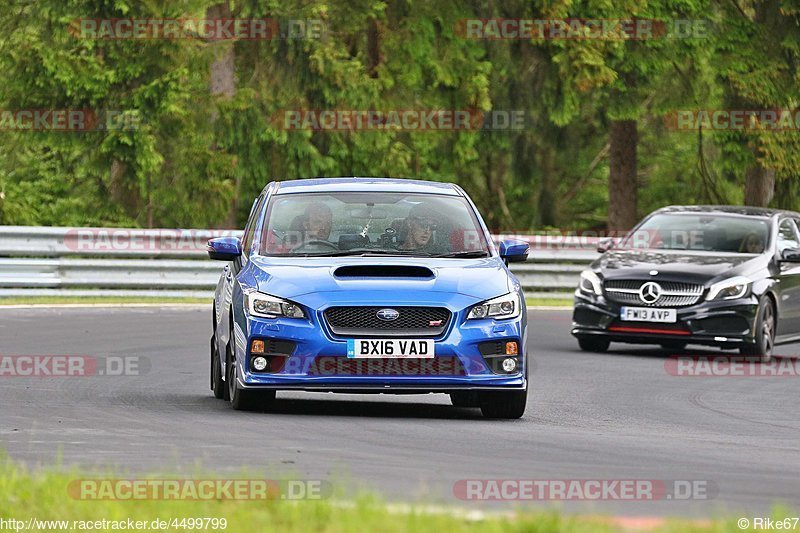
[578, 337, 610, 352]
[211, 336, 226, 400]
[479, 388, 527, 419]
[226, 333, 276, 411]
[450, 391, 481, 408]
[740, 296, 775, 363]
[660, 341, 687, 353]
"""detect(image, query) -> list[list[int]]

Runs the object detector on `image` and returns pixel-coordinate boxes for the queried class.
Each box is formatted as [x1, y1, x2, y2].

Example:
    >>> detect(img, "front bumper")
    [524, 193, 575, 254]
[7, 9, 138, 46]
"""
[571, 289, 759, 348]
[234, 310, 527, 392]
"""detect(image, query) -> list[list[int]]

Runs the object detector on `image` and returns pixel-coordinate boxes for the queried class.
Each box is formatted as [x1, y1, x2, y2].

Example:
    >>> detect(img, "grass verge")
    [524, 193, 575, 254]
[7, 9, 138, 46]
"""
[525, 297, 572, 308]
[0, 461, 779, 532]
[0, 296, 209, 306]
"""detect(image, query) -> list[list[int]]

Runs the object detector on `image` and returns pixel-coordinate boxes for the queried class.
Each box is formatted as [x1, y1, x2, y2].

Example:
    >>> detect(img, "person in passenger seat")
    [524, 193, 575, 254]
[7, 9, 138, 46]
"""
[398, 204, 439, 252]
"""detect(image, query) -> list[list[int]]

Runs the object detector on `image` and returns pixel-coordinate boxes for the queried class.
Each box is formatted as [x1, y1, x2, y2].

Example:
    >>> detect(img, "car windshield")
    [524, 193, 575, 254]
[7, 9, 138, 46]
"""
[620, 213, 771, 253]
[259, 191, 491, 257]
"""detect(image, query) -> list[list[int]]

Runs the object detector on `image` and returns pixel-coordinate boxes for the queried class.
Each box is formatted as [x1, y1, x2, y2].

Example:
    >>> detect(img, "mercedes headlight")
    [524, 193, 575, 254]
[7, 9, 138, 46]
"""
[244, 290, 305, 318]
[467, 293, 521, 320]
[705, 276, 752, 301]
[579, 270, 603, 296]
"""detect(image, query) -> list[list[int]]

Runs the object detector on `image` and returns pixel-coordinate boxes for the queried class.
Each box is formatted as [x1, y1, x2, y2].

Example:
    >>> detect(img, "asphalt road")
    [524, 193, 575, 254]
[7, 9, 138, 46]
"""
[1, 306, 799, 518]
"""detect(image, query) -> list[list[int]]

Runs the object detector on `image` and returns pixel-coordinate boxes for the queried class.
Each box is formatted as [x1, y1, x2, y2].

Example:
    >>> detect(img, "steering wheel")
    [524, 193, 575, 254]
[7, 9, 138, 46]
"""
[294, 240, 339, 252]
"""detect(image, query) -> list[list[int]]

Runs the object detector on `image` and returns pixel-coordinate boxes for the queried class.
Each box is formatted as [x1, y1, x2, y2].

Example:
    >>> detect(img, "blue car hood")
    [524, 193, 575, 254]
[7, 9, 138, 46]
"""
[248, 256, 512, 305]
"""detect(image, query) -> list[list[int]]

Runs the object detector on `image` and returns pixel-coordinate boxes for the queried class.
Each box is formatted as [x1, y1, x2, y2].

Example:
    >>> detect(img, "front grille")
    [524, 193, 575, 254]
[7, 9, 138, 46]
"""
[696, 316, 750, 335]
[323, 306, 451, 337]
[478, 341, 506, 356]
[604, 279, 704, 307]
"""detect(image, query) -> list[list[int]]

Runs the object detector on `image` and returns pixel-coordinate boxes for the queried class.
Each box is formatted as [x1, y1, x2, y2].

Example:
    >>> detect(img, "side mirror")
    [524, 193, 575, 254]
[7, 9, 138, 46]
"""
[780, 247, 800, 263]
[499, 239, 529, 263]
[207, 237, 242, 261]
[597, 237, 615, 253]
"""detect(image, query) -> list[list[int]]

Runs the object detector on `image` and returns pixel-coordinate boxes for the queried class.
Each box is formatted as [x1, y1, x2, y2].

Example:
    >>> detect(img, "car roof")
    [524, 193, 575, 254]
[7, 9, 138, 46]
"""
[271, 177, 461, 196]
[654, 205, 797, 219]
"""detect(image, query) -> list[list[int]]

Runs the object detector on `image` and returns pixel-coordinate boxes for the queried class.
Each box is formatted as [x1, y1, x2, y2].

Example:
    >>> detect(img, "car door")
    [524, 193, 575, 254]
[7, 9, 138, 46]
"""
[774, 218, 800, 340]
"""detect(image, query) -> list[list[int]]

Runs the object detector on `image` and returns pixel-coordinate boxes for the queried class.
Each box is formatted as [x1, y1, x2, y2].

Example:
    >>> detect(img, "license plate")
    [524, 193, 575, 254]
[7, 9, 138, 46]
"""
[620, 307, 677, 323]
[346, 339, 435, 359]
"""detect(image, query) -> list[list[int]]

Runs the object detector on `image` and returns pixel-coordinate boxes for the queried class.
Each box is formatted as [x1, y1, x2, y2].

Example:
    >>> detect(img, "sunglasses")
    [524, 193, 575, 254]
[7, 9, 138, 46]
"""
[411, 218, 437, 231]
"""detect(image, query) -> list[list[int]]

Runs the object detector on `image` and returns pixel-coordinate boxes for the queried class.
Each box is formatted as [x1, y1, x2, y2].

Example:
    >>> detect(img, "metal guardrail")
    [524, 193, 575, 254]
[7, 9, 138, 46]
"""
[0, 226, 599, 298]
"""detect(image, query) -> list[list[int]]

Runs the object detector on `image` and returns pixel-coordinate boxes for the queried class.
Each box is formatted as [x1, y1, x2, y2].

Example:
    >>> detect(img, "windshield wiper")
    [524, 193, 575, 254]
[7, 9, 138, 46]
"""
[302, 249, 432, 257]
[433, 251, 490, 258]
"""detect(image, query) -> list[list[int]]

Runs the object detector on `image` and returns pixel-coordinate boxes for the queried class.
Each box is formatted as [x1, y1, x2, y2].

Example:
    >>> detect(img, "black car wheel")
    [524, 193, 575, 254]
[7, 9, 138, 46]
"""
[578, 337, 610, 352]
[450, 391, 481, 408]
[740, 296, 775, 362]
[211, 336, 226, 400]
[479, 389, 527, 419]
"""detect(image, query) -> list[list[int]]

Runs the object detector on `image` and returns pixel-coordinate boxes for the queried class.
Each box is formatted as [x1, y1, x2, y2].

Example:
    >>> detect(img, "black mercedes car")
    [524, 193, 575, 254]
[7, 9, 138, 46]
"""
[572, 206, 800, 359]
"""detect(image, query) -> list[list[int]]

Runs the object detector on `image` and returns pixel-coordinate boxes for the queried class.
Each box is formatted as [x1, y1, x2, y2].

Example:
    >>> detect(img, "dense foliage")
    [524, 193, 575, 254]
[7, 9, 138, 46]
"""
[0, 1, 797, 231]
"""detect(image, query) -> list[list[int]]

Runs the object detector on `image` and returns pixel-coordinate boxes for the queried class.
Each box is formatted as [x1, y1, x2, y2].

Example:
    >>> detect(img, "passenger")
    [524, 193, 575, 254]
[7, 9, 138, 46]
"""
[399, 204, 438, 251]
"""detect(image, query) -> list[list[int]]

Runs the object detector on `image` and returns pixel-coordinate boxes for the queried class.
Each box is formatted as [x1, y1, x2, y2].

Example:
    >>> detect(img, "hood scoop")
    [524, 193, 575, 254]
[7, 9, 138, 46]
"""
[333, 265, 434, 278]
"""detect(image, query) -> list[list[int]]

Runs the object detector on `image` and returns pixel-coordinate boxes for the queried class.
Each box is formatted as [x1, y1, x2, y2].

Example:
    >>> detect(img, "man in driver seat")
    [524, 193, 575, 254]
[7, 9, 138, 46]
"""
[301, 202, 332, 242]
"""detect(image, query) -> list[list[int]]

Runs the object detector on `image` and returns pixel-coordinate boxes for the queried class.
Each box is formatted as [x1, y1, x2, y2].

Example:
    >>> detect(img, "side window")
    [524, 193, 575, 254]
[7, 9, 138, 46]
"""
[777, 219, 800, 253]
[241, 195, 266, 256]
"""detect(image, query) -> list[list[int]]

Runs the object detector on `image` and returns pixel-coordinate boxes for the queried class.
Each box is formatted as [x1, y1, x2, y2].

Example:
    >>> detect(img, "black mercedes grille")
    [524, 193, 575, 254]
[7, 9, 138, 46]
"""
[604, 279, 704, 307]
[323, 306, 451, 337]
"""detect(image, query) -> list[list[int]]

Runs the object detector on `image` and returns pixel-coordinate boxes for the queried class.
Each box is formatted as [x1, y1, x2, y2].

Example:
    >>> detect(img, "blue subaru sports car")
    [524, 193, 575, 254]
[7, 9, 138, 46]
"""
[207, 178, 530, 418]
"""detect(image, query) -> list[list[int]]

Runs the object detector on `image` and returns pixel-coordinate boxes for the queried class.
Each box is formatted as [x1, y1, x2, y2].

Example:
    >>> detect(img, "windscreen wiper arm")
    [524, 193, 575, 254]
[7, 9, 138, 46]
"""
[305, 249, 432, 257]
[433, 251, 490, 258]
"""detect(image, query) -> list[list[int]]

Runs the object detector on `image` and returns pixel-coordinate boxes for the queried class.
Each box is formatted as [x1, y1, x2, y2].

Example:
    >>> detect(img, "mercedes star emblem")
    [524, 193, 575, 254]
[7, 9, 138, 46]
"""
[639, 281, 662, 304]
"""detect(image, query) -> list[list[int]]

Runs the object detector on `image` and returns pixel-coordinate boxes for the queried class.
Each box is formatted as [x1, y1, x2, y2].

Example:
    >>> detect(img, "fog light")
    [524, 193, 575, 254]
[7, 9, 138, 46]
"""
[252, 356, 268, 371]
[501, 357, 517, 373]
[505, 341, 518, 355]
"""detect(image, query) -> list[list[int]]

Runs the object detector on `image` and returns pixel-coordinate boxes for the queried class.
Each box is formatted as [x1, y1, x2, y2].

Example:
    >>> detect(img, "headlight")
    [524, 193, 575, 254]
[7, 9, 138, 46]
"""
[579, 270, 603, 296]
[244, 290, 305, 318]
[705, 276, 752, 301]
[467, 293, 521, 320]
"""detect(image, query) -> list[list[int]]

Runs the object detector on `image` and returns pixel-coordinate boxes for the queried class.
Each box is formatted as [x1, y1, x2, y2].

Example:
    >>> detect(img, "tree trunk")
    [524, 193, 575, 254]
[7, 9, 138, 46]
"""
[537, 145, 557, 227]
[207, 2, 238, 227]
[608, 119, 638, 231]
[366, 18, 382, 77]
[737, 1, 778, 208]
[744, 165, 775, 206]
[207, 2, 235, 101]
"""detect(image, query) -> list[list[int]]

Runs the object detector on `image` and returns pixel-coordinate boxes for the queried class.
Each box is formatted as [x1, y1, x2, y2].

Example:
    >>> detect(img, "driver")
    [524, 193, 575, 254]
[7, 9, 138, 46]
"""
[399, 204, 438, 251]
[739, 232, 764, 253]
[302, 202, 332, 242]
